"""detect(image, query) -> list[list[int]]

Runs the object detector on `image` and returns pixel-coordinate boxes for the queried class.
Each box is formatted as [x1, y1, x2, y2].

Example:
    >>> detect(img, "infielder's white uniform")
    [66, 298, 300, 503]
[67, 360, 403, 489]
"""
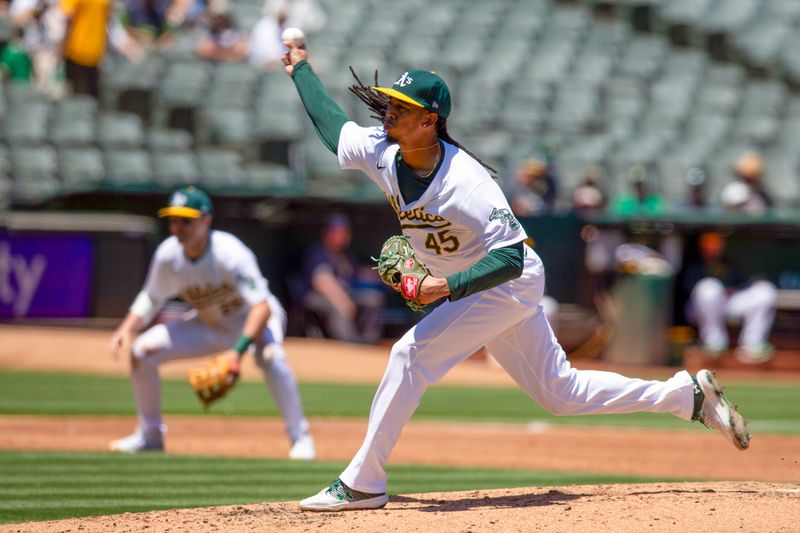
[336, 123, 696, 494]
[690, 278, 777, 351]
[128, 230, 311, 445]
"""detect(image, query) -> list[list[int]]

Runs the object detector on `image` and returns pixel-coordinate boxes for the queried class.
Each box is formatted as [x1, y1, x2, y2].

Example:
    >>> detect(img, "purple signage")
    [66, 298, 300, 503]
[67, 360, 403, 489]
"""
[0, 234, 94, 319]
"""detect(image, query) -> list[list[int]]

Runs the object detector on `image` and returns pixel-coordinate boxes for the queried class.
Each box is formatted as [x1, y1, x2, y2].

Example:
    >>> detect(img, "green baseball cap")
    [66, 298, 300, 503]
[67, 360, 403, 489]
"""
[158, 186, 214, 218]
[374, 70, 451, 118]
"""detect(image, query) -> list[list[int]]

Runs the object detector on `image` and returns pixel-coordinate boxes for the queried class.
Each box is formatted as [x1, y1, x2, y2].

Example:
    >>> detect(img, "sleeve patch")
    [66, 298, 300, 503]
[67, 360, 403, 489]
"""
[489, 208, 521, 231]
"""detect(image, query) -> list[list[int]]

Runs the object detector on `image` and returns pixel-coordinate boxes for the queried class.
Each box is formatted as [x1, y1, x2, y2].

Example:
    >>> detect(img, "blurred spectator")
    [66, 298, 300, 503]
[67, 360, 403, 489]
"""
[571, 165, 606, 212]
[300, 213, 385, 344]
[196, 1, 248, 62]
[719, 152, 773, 215]
[120, 0, 176, 50]
[508, 156, 557, 216]
[680, 166, 710, 209]
[59, 0, 111, 98]
[164, 0, 203, 26]
[680, 231, 776, 363]
[249, 0, 326, 69]
[248, 1, 287, 69]
[9, 0, 65, 97]
[0, 27, 33, 81]
[610, 164, 664, 216]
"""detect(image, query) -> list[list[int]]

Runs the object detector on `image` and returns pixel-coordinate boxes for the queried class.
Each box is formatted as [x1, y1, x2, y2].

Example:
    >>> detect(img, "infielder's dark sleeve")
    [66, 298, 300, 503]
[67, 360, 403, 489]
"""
[445, 241, 524, 301]
[290, 60, 350, 154]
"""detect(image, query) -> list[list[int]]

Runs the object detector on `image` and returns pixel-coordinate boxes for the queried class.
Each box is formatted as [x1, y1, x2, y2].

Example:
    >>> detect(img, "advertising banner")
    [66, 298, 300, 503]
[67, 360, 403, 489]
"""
[0, 234, 94, 319]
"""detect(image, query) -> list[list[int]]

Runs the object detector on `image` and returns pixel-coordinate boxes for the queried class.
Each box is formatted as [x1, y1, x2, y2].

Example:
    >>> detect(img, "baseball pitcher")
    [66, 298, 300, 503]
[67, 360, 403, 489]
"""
[280, 39, 749, 511]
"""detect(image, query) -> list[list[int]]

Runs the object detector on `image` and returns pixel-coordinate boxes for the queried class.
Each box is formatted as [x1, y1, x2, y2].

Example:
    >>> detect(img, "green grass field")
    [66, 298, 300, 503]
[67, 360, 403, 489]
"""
[1, 371, 798, 433]
[1, 370, 797, 525]
[0, 451, 680, 525]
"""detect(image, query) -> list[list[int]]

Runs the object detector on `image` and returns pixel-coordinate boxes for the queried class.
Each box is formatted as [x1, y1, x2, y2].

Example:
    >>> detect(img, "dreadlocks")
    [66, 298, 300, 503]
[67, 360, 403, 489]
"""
[348, 67, 498, 179]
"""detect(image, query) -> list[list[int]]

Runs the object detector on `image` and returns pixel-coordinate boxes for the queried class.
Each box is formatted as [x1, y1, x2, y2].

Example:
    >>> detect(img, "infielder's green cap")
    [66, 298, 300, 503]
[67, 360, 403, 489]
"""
[374, 70, 451, 118]
[158, 186, 214, 218]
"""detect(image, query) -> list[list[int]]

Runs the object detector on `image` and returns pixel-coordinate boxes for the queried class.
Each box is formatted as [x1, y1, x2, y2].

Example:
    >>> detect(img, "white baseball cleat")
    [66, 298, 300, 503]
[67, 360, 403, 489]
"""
[109, 426, 164, 453]
[288, 434, 316, 461]
[299, 479, 388, 511]
[694, 369, 750, 450]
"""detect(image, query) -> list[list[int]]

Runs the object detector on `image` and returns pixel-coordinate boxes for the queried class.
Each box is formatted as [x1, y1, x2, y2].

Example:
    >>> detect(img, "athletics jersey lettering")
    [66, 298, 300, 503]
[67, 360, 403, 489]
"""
[387, 194, 452, 230]
[180, 280, 244, 316]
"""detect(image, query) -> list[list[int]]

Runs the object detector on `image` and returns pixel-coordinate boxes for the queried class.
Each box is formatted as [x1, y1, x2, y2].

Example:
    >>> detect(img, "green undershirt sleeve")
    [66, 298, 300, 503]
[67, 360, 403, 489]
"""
[290, 60, 350, 154]
[445, 241, 525, 301]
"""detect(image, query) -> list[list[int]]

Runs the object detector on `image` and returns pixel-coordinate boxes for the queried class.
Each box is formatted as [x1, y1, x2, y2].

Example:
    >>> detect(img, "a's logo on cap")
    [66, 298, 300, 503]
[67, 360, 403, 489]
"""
[171, 192, 188, 207]
[395, 72, 413, 87]
[432, 101, 439, 109]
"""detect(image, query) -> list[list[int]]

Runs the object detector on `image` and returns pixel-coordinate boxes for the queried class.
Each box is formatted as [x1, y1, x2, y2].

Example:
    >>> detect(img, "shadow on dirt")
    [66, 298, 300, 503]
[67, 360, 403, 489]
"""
[391, 489, 587, 512]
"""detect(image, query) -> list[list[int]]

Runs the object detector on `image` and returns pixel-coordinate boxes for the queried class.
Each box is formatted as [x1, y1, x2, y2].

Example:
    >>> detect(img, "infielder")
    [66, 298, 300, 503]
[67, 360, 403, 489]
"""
[281, 41, 749, 511]
[108, 186, 316, 460]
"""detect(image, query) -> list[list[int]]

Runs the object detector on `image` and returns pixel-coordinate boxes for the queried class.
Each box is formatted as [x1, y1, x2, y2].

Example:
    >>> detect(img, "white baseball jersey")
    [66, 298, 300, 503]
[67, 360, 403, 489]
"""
[130, 230, 278, 330]
[337, 122, 527, 277]
[331, 122, 697, 496]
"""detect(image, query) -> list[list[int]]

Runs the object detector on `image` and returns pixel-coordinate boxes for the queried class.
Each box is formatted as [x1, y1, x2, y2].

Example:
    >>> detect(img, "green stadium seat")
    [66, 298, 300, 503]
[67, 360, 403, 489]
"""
[147, 128, 193, 152]
[2, 102, 50, 145]
[58, 147, 106, 191]
[245, 162, 294, 189]
[98, 112, 145, 148]
[197, 108, 254, 150]
[197, 148, 247, 186]
[10, 146, 60, 204]
[105, 148, 153, 186]
[101, 55, 164, 120]
[49, 96, 98, 146]
[151, 151, 200, 186]
[0, 144, 10, 174]
[0, 176, 11, 211]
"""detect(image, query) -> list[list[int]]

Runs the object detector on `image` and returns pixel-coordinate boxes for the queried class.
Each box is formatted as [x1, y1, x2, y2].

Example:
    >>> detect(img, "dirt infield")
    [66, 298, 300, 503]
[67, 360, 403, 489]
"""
[2, 482, 798, 533]
[1, 325, 799, 531]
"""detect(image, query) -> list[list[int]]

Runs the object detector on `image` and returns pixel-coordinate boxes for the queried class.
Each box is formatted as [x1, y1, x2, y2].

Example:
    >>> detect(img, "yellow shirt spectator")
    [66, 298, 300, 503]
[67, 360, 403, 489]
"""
[60, 0, 111, 67]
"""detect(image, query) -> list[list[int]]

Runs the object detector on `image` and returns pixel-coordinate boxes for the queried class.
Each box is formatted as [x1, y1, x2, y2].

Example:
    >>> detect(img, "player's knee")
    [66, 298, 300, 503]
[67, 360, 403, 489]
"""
[750, 280, 778, 308]
[692, 277, 725, 306]
[539, 373, 581, 416]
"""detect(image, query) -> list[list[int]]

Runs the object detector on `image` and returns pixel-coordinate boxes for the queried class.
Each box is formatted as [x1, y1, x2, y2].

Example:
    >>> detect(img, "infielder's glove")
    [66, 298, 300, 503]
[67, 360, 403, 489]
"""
[374, 235, 430, 312]
[188, 356, 240, 409]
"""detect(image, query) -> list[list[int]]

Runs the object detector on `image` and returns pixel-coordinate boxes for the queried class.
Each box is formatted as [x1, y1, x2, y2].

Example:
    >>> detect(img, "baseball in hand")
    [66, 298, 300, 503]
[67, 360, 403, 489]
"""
[281, 27, 306, 45]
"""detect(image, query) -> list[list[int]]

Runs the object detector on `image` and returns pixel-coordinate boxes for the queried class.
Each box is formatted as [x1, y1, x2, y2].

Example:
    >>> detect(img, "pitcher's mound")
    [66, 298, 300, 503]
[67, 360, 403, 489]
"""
[4, 482, 797, 532]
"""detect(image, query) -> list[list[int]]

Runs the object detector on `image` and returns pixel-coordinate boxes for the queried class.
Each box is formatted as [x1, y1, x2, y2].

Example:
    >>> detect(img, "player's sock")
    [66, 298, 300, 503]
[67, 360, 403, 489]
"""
[690, 376, 704, 421]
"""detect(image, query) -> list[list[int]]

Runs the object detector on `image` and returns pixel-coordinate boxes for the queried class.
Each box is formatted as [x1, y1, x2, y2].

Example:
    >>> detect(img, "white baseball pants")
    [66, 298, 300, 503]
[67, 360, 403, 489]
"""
[690, 278, 777, 350]
[130, 301, 310, 444]
[340, 251, 695, 494]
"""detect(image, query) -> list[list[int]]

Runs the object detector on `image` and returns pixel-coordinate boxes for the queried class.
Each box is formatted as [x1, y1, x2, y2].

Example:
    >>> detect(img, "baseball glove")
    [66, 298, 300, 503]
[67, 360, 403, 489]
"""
[374, 235, 430, 312]
[188, 356, 240, 409]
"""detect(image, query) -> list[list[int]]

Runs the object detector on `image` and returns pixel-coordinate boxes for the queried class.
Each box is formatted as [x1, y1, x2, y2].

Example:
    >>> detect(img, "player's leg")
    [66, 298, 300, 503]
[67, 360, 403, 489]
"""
[338, 282, 542, 493]
[690, 277, 730, 353]
[110, 317, 234, 452]
[485, 284, 748, 450]
[726, 280, 777, 361]
[485, 308, 694, 418]
[252, 300, 315, 460]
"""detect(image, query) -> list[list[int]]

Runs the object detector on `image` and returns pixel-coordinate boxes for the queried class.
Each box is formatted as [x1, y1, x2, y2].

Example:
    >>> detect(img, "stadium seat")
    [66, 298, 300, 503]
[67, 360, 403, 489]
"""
[244, 161, 298, 191]
[105, 148, 153, 186]
[197, 148, 247, 186]
[98, 112, 145, 148]
[147, 128, 194, 152]
[2, 102, 50, 145]
[49, 95, 98, 146]
[10, 145, 60, 204]
[58, 147, 106, 191]
[151, 151, 200, 186]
